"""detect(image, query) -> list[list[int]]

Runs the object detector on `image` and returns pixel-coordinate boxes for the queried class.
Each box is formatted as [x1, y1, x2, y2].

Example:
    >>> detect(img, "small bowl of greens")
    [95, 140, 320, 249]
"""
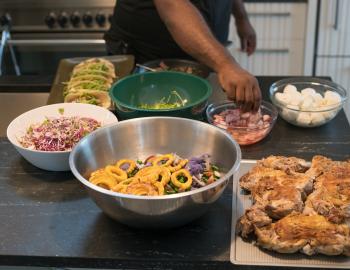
[110, 71, 212, 120]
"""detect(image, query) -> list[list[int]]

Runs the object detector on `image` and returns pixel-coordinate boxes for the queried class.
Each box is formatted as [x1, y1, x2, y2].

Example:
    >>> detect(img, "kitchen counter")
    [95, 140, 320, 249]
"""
[0, 76, 349, 270]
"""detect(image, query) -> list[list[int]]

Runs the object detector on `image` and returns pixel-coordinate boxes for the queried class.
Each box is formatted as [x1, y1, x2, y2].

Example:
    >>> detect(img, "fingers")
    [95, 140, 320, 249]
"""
[252, 84, 262, 112]
[226, 85, 236, 101]
[240, 77, 261, 112]
[236, 85, 245, 106]
[240, 37, 248, 53]
[243, 86, 254, 112]
[217, 65, 261, 112]
[247, 34, 257, 56]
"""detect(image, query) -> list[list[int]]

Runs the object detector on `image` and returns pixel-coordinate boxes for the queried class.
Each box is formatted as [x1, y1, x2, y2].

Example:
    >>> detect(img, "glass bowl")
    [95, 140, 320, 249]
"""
[206, 101, 278, 146]
[270, 78, 348, 128]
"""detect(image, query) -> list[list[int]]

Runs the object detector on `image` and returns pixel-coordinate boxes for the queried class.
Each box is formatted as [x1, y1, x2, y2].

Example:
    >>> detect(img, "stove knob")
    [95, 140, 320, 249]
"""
[108, 14, 113, 24]
[83, 12, 93, 27]
[44, 12, 56, 28]
[95, 12, 106, 27]
[0, 13, 12, 27]
[70, 11, 81, 27]
[58, 12, 69, 28]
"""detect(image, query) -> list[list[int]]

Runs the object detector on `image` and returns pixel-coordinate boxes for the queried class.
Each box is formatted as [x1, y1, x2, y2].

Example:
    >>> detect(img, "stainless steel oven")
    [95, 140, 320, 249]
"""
[0, 0, 116, 75]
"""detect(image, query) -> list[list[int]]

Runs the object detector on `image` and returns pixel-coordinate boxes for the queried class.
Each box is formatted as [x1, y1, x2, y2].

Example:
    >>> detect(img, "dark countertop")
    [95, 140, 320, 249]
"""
[0, 76, 349, 269]
[0, 75, 53, 92]
[245, 0, 306, 2]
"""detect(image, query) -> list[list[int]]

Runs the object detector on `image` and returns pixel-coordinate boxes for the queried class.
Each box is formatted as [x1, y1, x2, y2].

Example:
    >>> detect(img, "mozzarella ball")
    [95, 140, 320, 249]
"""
[301, 97, 315, 110]
[275, 92, 291, 105]
[323, 110, 337, 120]
[296, 112, 312, 125]
[324, 90, 341, 105]
[313, 93, 323, 101]
[316, 98, 328, 108]
[283, 84, 298, 95]
[282, 105, 299, 121]
[310, 112, 325, 125]
[289, 91, 303, 106]
[324, 90, 341, 100]
[301, 88, 316, 97]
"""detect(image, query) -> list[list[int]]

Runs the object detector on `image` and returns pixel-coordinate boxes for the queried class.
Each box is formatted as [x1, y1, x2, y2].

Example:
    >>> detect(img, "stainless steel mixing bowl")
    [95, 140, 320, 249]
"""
[69, 117, 241, 228]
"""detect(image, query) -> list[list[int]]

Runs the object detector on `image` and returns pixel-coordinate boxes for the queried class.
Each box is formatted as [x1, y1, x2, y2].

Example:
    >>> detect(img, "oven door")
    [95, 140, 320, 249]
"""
[4, 32, 107, 75]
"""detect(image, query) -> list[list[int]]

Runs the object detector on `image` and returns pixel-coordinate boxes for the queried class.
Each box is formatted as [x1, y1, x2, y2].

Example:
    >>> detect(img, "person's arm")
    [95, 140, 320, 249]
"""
[232, 0, 256, 56]
[154, 0, 261, 111]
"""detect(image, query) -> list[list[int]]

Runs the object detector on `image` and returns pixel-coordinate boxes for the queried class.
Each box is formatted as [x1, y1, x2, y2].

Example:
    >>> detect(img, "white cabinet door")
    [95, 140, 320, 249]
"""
[316, 57, 350, 121]
[228, 2, 307, 75]
[317, 0, 350, 56]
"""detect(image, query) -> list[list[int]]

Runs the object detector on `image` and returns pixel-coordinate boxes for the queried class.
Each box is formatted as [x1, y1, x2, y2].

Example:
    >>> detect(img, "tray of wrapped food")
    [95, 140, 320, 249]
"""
[47, 55, 134, 109]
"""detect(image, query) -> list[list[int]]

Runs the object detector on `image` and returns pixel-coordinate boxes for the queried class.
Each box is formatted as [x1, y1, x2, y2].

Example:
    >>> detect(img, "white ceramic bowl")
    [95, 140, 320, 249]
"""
[7, 103, 118, 171]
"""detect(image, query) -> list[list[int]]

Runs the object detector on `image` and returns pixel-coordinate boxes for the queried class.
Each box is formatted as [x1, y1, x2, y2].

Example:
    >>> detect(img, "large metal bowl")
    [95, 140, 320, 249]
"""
[69, 117, 241, 228]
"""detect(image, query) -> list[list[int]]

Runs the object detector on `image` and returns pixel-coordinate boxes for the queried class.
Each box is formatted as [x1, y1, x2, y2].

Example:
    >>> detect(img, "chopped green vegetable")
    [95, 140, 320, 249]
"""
[211, 164, 219, 171]
[138, 90, 187, 110]
[58, 108, 64, 115]
[169, 181, 179, 192]
[202, 175, 209, 183]
[136, 159, 143, 165]
[128, 168, 138, 178]
[178, 175, 187, 183]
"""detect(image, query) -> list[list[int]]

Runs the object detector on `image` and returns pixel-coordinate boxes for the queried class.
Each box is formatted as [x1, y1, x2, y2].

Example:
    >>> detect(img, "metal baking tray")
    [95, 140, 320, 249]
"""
[47, 55, 135, 105]
[230, 160, 350, 268]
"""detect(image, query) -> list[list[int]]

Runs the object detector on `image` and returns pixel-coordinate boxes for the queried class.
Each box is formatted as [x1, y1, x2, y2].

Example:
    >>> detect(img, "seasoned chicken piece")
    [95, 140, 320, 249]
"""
[240, 155, 311, 191]
[255, 214, 350, 256]
[258, 155, 310, 174]
[237, 173, 314, 237]
[305, 155, 335, 179]
[240, 166, 287, 191]
[236, 204, 272, 238]
[252, 176, 304, 219]
[251, 173, 314, 202]
[304, 158, 350, 224]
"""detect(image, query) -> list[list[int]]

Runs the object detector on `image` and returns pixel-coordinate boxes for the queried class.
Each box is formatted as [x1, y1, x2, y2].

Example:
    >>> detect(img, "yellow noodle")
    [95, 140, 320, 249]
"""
[171, 169, 192, 190]
[115, 159, 137, 174]
[152, 154, 175, 167]
[168, 159, 188, 173]
[105, 165, 127, 182]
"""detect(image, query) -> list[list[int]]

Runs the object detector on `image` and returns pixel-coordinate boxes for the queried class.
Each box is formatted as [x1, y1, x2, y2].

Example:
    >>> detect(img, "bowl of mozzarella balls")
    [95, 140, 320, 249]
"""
[270, 78, 347, 127]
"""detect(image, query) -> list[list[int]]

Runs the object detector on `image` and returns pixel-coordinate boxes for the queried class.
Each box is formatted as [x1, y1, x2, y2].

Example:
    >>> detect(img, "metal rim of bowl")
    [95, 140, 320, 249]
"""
[69, 116, 241, 200]
[110, 71, 213, 112]
[6, 103, 118, 154]
[206, 100, 278, 131]
[137, 58, 212, 78]
[269, 77, 348, 113]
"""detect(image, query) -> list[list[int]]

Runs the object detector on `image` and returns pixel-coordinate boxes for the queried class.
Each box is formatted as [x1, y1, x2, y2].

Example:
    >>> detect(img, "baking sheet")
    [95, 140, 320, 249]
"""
[47, 55, 135, 105]
[230, 160, 350, 268]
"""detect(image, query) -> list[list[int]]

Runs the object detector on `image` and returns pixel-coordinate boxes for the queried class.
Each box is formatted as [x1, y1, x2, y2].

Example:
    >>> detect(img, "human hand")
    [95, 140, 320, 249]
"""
[217, 63, 261, 112]
[236, 19, 256, 56]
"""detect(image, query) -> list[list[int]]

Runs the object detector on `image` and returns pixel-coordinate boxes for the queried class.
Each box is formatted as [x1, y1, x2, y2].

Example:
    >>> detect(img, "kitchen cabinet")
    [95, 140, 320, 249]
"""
[316, 57, 350, 121]
[317, 0, 350, 56]
[315, 0, 350, 121]
[228, 2, 307, 75]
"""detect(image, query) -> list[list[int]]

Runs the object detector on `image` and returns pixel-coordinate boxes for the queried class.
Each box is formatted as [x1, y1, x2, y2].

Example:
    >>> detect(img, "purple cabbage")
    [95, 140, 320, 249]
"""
[187, 154, 210, 175]
[120, 163, 130, 170]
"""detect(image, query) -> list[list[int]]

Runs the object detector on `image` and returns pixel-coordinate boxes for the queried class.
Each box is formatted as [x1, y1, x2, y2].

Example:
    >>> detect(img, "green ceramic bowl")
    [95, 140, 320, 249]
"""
[110, 71, 212, 120]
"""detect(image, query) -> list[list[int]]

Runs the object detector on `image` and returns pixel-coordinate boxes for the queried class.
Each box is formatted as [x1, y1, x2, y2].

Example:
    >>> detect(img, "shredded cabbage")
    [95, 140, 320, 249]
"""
[19, 116, 100, 151]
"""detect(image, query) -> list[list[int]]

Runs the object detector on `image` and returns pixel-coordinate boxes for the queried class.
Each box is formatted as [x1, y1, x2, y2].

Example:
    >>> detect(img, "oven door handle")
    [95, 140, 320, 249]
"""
[7, 39, 106, 46]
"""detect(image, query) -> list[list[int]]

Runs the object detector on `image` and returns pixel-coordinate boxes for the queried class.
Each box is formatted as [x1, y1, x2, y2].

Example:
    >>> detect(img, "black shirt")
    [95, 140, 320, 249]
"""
[104, 0, 232, 63]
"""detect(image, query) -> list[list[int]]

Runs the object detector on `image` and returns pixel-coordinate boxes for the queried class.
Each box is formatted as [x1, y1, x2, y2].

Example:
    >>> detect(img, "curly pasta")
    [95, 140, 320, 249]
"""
[88, 153, 220, 196]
